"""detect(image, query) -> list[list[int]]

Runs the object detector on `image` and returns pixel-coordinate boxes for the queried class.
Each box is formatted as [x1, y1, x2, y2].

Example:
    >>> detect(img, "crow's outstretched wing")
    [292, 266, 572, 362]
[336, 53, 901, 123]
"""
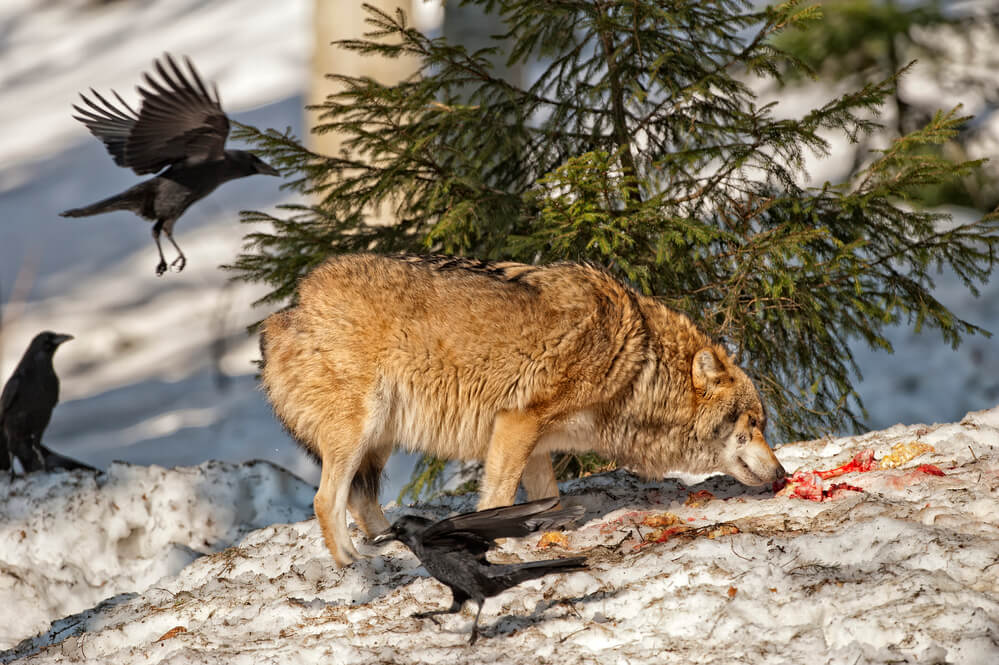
[72, 54, 230, 175]
[72, 89, 140, 169]
[423, 498, 584, 550]
[127, 54, 229, 173]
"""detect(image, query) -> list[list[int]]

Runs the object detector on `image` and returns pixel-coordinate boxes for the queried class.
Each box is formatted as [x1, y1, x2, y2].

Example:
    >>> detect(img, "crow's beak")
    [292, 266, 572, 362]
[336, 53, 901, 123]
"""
[52, 334, 74, 346]
[372, 530, 396, 545]
[257, 161, 280, 177]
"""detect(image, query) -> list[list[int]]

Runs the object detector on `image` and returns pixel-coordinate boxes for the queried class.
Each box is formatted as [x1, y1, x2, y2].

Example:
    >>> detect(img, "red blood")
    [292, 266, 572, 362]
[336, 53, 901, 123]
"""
[915, 464, 945, 476]
[814, 449, 876, 480]
[779, 473, 865, 502]
[786, 471, 824, 501]
[775, 449, 877, 502]
[825, 482, 864, 499]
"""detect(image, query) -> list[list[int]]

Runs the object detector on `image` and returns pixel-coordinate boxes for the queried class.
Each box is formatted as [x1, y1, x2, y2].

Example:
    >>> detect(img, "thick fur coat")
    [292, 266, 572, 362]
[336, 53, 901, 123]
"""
[260, 254, 785, 566]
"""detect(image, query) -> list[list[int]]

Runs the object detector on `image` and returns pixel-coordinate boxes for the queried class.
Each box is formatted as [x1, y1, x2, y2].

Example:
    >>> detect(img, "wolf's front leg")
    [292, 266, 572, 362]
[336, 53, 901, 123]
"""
[478, 410, 542, 509]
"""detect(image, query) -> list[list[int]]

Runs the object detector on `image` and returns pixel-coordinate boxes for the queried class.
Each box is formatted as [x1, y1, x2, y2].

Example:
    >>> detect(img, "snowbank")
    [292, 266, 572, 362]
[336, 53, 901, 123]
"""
[2, 407, 997, 664]
[2, 0, 996, 518]
[0, 460, 315, 650]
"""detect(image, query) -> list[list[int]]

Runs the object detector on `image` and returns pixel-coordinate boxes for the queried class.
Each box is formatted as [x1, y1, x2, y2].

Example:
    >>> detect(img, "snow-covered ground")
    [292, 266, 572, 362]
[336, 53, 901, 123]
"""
[0, 1, 995, 496]
[0, 460, 315, 650]
[1, 406, 997, 663]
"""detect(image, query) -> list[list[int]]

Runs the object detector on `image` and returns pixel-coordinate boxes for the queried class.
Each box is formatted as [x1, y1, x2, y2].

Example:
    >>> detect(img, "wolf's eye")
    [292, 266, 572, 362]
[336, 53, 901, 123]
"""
[737, 433, 748, 445]
[747, 416, 757, 430]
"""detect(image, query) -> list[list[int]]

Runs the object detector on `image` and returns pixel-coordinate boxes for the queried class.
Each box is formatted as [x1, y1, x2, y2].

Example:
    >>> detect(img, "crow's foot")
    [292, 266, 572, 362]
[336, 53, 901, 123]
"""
[170, 255, 186, 272]
[155, 260, 168, 276]
[411, 611, 443, 625]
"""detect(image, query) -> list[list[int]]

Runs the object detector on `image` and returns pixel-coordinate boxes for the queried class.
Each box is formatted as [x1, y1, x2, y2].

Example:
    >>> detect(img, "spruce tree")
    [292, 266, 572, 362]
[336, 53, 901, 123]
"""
[228, 0, 998, 492]
[772, 0, 999, 208]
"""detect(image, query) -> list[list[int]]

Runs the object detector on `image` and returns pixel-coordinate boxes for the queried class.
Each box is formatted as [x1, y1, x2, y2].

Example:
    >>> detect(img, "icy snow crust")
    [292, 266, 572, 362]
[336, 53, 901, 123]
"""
[2, 408, 998, 664]
[0, 461, 315, 651]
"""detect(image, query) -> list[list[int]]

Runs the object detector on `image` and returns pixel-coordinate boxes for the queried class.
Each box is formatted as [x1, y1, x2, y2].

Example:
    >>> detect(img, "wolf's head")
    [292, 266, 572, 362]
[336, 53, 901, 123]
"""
[689, 347, 786, 486]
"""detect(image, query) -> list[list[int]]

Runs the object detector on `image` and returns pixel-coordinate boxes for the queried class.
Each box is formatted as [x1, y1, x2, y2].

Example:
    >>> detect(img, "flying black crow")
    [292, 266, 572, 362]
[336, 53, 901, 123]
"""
[374, 497, 587, 645]
[60, 54, 280, 276]
[1, 331, 94, 473]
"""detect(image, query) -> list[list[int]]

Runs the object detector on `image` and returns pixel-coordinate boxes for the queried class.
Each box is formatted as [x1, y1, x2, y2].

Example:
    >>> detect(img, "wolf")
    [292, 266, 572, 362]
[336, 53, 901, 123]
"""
[259, 253, 786, 566]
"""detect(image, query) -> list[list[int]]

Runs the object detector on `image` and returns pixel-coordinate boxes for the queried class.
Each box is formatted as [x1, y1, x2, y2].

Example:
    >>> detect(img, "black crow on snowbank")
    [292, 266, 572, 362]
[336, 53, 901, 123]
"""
[60, 54, 279, 276]
[1, 332, 94, 473]
[374, 497, 587, 645]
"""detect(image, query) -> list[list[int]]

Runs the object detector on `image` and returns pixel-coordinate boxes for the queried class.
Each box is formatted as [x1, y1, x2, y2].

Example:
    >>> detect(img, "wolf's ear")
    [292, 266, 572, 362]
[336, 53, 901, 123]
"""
[692, 347, 729, 395]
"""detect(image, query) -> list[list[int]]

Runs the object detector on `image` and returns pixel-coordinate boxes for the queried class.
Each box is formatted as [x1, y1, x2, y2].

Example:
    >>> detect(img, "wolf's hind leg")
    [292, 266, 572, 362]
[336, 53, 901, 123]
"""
[348, 445, 392, 538]
[314, 416, 371, 567]
[521, 451, 559, 501]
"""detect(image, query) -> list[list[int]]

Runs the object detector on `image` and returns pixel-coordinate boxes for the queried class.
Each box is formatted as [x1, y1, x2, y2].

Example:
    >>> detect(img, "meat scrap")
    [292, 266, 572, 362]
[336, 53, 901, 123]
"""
[878, 441, 935, 469]
[155, 626, 188, 642]
[685, 490, 715, 507]
[641, 512, 680, 528]
[638, 525, 691, 548]
[777, 469, 823, 501]
[632, 522, 740, 551]
[775, 448, 946, 502]
[877, 464, 947, 491]
[536, 531, 571, 550]
[814, 449, 876, 479]
[775, 450, 875, 502]
[706, 524, 739, 539]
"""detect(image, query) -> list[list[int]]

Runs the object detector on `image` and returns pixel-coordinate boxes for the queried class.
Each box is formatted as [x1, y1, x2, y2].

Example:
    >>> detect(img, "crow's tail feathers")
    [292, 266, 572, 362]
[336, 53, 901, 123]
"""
[38, 443, 98, 472]
[60, 190, 136, 218]
[490, 556, 588, 589]
[59, 194, 132, 217]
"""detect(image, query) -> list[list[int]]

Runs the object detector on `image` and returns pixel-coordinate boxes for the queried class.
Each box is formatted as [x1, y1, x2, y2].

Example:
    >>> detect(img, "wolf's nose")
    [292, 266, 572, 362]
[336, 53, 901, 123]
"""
[774, 464, 787, 481]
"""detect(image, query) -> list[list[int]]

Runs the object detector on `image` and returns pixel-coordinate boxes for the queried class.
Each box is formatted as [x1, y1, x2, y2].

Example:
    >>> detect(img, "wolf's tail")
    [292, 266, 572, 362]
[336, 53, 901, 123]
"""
[490, 556, 588, 588]
[258, 310, 293, 371]
[60, 190, 136, 218]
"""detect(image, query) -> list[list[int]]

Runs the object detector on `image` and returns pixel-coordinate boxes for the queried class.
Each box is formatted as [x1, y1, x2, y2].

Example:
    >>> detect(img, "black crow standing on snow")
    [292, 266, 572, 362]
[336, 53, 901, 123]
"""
[374, 497, 588, 645]
[60, 54, 280, 276]
[0, 331, 94, 473]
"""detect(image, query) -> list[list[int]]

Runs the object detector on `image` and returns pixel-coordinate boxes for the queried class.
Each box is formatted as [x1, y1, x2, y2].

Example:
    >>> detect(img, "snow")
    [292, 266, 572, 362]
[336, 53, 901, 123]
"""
[1, 406, 997, 663]
[0, 460, 315, 650]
